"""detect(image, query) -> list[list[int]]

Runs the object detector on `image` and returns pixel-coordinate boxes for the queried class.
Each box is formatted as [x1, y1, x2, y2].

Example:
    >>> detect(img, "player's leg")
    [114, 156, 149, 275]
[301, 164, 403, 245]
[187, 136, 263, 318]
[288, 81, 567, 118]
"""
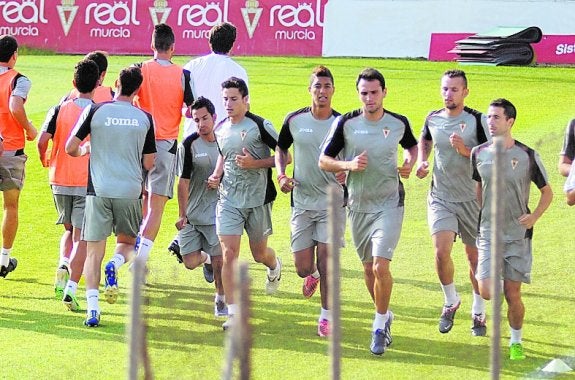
[0, 188, 20, 278]
[84, 239, 106, 327]
[291, 208, 319, 298]
[62, 226, 86, 311]
[505, 280, 525, 360]
[219, 234, 241, 329]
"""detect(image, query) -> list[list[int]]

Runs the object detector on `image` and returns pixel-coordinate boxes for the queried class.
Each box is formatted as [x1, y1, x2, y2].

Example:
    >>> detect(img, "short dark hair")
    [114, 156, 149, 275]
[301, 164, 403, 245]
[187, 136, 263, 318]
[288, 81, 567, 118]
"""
[0, 35, 18, 62]
[221, 76, 248, 98]
[191, 96, 215, 116]
[490, 98, 517, 120]
[118, 66, 143, 96]
[209, 22, 236, 54]
[84, 51, 108, 75]
[310, 65, 334, 86]
[152, 23, 175, 52]
[356, 68, 385, 90]
[443, 69, 468, 88]
[74, 59, 99, 94]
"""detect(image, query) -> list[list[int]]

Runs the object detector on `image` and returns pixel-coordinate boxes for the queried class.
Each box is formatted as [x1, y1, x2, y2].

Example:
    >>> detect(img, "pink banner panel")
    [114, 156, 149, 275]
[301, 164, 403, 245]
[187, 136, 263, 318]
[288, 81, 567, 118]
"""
[0, 0, 326, 56]
[429, 32, 575, 64]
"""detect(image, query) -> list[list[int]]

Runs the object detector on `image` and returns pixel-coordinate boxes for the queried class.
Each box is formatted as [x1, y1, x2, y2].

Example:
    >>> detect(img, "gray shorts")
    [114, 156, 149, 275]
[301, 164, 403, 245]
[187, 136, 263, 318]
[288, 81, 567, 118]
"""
[476, 237, 532, 284]
[216, 202, 273, 241]
[180, 223, 222, 257]
[290, 207, 346, 252]
[82, 196, 142, 241]
[0, 152, 27, 191]
[427, 194, 479, 246]
[145, 139, 177, 198]
[349, 207, 404, 262]
[53, 193, 85, 228]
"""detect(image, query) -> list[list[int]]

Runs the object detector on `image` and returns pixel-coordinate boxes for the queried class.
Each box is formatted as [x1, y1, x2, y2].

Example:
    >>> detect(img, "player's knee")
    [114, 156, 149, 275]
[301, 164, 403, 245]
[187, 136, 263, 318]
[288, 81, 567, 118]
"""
[372, 261, 390, 279]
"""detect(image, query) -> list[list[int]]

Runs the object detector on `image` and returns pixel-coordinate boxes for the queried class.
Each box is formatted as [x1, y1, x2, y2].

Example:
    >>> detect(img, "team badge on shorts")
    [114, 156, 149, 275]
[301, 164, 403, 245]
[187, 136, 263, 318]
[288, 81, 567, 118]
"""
[240, 130, 247, 141]
[382, 127, 390, 138]
[459, 122, 467, 132]
[511, 157, 519, 170]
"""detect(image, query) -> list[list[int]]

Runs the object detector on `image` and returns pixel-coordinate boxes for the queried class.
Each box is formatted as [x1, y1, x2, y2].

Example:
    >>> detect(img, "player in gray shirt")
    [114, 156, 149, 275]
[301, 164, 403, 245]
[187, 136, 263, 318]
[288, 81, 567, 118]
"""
[471, 98, 552, 360]
[416, 70, 489, 336]
[276, 65, 345, 338]
[208, 77, 281, 330]
[66, 66, 156, 327]
[320, 68, 417, 355]
[175, 96, 227, 317]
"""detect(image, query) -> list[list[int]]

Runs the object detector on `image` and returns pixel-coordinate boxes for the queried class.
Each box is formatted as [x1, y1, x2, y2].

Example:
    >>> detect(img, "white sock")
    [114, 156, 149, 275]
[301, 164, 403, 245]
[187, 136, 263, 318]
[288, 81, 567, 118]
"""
[311, 270, 320, 279]
[202, 252, 211, 265]
[268, 257, 281, 277]
[215, 293, 225, 303]
[472, 292, 486, 316]
[441, 283, 459, 306]
[227, 303, 238, 316]
[65, 280, 78, 296]
[319, 307, 330, 322]
[373, 311, 389, 331]
[510, 327, 522, 344]
[136, 237, 154, 263]
[1, 248, 12, 267]
[59, 257, 70, 268]
[86, 288, 100, 313]
[109, 253, 126, 270]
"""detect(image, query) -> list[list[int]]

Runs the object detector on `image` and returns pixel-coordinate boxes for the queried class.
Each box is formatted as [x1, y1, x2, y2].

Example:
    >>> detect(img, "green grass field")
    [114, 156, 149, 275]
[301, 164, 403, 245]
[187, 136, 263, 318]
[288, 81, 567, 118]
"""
[2, 54, 575, 379]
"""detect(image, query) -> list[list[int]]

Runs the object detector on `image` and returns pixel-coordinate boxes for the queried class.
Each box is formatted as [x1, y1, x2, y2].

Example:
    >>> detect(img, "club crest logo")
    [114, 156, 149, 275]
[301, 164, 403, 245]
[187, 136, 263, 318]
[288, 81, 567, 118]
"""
[241, 0, 263, 39]
[57, 0, 79, 36]
[149, 0, 171, 25]
[511, 157, 519, 170]
[240, 130, 247, 141]
[459, 122, 466, 132]
[382, 127, 390, 138]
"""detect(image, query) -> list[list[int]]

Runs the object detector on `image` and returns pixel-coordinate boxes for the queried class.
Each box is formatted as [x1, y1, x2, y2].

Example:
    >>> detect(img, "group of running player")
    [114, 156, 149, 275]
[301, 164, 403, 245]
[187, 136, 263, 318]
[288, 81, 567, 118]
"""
[1, 22, 573, 359]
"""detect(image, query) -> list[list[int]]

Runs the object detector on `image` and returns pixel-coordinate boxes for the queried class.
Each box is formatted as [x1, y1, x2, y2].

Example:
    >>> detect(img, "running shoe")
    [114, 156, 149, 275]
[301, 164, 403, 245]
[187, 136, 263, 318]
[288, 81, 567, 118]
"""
[214, 300, 228, 317]
[0, 257, 18, 278]
[63, 293, 80, 312]
[54, 265, 70, 299]
[203, 263, 214, 283]
[439, 300, 461, 333]
[222, 315, 234, 331]
[84, 310, 100, 327]
[167, 239, 183, 264]
[265, 258, 282, 295]
[370, 311, 394, 355]
[471, 313, 487, 337]
[509, 343, 526, 360]
[104, 261, 119, 304]
[302, 275, 319, 298]
[317, 318, 329, 337]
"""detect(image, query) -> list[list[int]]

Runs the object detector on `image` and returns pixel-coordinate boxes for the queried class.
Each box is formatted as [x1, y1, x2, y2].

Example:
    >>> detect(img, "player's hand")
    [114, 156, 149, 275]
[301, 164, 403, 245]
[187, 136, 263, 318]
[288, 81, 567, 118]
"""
[235, 148, 257, 169]
[278, 175, 298, 193]
[348, 150, 368, 172]
[26, 122, 37, 141]
[449, 133, 466, 155]
[335, 171, 347, 185]
[416, 161, 429, 179]
[207, 174, 221, 189]
[175, 216, 187, 231]
[397, 159, 412, 179]
[518, 213, 537, 229]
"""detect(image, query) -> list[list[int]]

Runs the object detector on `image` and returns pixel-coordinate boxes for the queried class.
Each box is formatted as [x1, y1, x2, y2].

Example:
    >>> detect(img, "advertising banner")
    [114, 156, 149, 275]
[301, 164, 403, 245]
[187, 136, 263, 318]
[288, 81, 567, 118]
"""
[0, 0, 326, 56]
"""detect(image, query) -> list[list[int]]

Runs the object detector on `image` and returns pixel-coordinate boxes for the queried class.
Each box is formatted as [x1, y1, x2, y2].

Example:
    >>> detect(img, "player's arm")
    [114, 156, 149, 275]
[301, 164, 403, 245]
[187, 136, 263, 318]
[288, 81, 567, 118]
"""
[398, 144, 418, 179]
[208, 154, 224, 189]
[176, 177, 190, 230]
[10, 94, 36, 141]
[558, 120, 575, 177]
[416, 123, 433, 178]
[559, 155, 572, 178]
[566, 188, 575, 206]
[37, 105, 59, 167]
[518, 184, 553, 229]
[275, 146, 296, 193]
[475, 181, 483, 207]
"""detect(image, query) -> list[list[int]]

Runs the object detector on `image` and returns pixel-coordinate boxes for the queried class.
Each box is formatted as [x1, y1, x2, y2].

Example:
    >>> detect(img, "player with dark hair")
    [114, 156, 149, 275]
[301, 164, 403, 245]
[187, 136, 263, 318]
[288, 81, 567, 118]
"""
[471, 98, 552, 360]
[208, 77, 282, 330]
[558, 118, 575, 177]
[276, 65, 345, 337]
[66, 51, 114, 103]
[126, 24, 193, 296]
[0, 35, 38, 279]
[416, 69, 489, 336]
[175, 96, 227, 316]
[65, 66, 156, 327]
[319, 68, 417, 355]
[37, 59, 99, 308]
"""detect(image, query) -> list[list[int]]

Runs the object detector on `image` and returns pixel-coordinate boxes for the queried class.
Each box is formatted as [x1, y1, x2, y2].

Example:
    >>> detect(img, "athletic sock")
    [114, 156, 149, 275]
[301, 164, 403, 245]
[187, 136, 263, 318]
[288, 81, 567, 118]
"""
[1, 248, 12, 267]
[65, 280, 78, 296]
[268, 257, 281, 277]
[472, 292, 486, 316]
[109, 253, 126, 270]
[319, 307, 330, 322]
[441, 283, 459, 306]
[373, 311, 389, 331]
[311, 270, 320, 279]
[86, 288, 100, 313]
[227, 303, 238, 316]
[202, 251, 211, 265]
[59, 257, 70, 268]
[136, 237, 154, 263]
[215, 293, 225, 303]
[510, 327, 522, 344]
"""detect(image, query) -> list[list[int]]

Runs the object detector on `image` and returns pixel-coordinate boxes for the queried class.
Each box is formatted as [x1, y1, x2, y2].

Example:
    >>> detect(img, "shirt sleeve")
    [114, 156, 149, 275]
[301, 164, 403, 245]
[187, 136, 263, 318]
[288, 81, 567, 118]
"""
[530, 151, 549, 189]
[179, 137, 194, 179]
[560, 119, 575, 160]
[41, 105, 60, 135]
[143, 113, 157, 155]
[399, 117, 418, 149]
[471, 146, 481, 182]
[276, 115, 294, 151]
[12, 75, 31, 99]
[322, 117, 345, 158]
[260, 119, 278, 150]
[72, 105, 94, 141]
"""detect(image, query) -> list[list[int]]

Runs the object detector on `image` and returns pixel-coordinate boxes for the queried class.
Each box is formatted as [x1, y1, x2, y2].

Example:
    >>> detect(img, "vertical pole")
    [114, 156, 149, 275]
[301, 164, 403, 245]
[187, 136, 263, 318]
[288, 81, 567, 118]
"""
[128, 255, 144, 380]
[490, 136, 504, 380]
[328, 184, 341, 380]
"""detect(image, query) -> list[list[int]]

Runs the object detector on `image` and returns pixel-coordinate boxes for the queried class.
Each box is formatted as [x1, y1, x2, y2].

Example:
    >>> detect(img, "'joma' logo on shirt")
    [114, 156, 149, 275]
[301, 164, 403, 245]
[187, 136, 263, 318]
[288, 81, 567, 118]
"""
[354, 130, 369, 134]
[195, 153, 208, 158]
[105, 117, 140, 127]
[299, 128, 313, 133]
